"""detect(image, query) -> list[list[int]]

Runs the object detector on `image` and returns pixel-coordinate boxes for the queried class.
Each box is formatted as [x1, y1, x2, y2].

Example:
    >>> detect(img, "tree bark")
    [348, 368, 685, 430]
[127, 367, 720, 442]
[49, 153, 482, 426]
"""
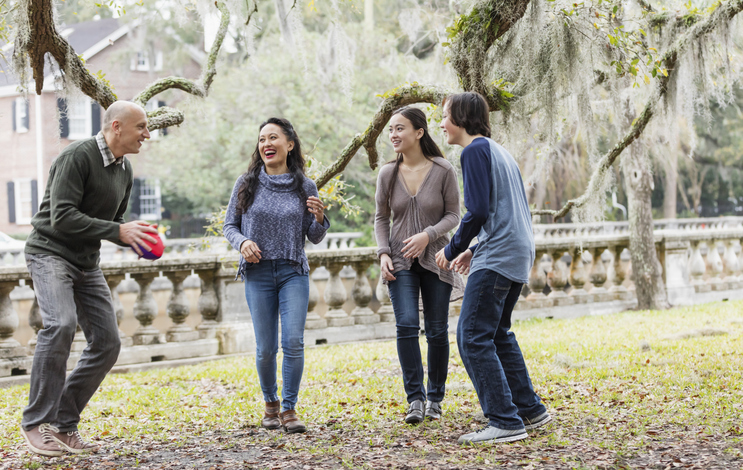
[662, 156, 678, 219]
[624, 138, 670, 310]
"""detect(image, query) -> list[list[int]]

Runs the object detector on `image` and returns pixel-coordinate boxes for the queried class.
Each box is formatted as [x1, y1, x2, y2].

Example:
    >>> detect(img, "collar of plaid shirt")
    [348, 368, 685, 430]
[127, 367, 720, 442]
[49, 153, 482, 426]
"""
[96, 131, 125, 170]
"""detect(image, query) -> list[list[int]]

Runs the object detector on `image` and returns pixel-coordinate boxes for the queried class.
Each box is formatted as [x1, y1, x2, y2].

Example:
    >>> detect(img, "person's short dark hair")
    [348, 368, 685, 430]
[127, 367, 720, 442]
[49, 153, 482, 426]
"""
[443, 92, 491, 138]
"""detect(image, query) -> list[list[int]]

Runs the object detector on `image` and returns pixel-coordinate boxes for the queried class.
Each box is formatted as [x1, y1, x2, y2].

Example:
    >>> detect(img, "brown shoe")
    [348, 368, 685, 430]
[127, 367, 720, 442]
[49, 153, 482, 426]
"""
[49, 429, 100, 454]
[262, 400, 281, 430]
[20, 424, 63, 457]
[280, 409, 307, 433]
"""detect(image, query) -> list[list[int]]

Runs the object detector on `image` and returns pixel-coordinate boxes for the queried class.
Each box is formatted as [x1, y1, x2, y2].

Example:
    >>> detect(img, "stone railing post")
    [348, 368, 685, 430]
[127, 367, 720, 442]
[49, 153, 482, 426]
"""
[305, 263, 327, 329]
[688, 240, 708, 293]
[351, 260, 379, 324]
[131, 273, 161, 345]
[165, 270, 199, 342]
[546, 250, 572, 305]
[105, 274, 131, 347]
[662, 238, 692, 306]
[525, 251, 551, 308]
[722, 240, 741, 290]
[0, 281, 25, 360]
[196, 269, 220, 339]
[705, 241, 724, 291]
[376, 276, 394, 323]
[324, 262, 353, 327]
[589, 248, 611, 302]
[568, 248, 590, 303]
[608, 245, 631, 300]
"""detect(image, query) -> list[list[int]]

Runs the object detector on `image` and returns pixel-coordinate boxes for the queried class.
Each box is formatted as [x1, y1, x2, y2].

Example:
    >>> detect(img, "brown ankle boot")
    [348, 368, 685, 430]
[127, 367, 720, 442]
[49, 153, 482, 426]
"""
[262, 400, 281, 430]
[279, 409, 307, 433]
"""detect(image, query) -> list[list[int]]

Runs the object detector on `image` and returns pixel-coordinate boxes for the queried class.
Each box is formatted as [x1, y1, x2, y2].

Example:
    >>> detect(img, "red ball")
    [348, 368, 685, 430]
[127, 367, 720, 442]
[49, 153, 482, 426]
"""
[131, 232, 164, 260]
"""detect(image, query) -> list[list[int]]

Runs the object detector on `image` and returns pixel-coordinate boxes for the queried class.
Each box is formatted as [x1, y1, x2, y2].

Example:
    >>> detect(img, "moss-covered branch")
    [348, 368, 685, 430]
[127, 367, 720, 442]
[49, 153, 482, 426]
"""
[533, 0, 743, 220]
[12, 0, 230, 129]
[313, 84, 450, 189]
[133, 78, 205, 107]
[447, 0, 530, 99]
[145, 106, 185, 130]
[134, 1, 230, 109]
[12, 0, 116, 106]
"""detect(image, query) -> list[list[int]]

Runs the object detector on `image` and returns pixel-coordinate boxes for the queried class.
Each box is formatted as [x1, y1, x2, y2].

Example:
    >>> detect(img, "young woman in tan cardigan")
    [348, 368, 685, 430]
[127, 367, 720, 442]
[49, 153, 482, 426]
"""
[374, 106, 462, 424]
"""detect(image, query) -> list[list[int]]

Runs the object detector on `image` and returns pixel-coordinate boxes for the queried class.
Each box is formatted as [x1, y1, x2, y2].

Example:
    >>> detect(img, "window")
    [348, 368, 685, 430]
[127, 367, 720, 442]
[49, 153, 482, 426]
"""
[131, 50, 163, 72]
[59, 97, 100, 140]
[9, 179, 37, 225]
[67, 96, 92, 140]
[13, 97, 29, 133]
[139, 179, 162, 221]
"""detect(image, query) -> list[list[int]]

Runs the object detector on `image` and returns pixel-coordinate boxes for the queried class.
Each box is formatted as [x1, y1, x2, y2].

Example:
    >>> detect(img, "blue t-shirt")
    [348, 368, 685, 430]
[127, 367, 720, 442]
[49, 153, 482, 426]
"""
[444, 137, 534, 283]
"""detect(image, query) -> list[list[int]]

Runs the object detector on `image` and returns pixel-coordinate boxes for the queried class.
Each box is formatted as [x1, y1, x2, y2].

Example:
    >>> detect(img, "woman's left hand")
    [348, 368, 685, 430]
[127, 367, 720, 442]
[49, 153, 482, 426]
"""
[401, 232, 430, 259]
[307, 196, 325, 224]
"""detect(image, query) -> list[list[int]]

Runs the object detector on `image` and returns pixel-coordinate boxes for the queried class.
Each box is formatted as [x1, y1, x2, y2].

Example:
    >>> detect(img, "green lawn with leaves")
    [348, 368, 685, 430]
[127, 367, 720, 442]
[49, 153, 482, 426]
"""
[2, 300, 743, 469]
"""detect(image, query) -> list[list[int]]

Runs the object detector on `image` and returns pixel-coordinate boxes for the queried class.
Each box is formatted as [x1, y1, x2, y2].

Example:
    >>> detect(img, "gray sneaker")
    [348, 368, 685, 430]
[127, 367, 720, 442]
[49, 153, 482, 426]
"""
[458, 425, 528, 444]
[425, 400, 442, 420]
[405, 400, 424, 424]
[523, 411, 552, 431]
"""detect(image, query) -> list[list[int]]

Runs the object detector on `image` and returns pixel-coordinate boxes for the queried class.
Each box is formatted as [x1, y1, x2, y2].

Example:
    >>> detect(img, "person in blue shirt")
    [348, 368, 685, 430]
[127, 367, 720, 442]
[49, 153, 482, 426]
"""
[435, 92, 551, 445]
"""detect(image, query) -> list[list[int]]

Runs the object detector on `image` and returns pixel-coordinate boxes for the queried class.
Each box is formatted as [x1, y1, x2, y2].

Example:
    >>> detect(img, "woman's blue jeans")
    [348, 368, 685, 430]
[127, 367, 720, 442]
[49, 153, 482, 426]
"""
[387, 260, 451, 404]
[457, 269, 546, 430]
[243, 260, 309, 412]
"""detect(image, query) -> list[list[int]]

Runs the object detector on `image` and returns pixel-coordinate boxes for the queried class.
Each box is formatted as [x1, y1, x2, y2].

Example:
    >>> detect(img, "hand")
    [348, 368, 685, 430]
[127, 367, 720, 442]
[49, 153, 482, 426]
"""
[240, 239, 262, 263]
[401, 232, 429, 259]
[451, 249, 473, 275]
[120, 221, 159, 256]
[380, 253, 396, 281]
[307, 196, 325, 224]
[435, 248, 449, 270]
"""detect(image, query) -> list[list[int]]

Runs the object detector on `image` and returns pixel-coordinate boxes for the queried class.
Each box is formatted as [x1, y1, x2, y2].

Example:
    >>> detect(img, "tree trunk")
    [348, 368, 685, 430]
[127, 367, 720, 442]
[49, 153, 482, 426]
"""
[662, 155, 678, 219]
[274, 0, 295, 47]
[624, 141, 670, 310]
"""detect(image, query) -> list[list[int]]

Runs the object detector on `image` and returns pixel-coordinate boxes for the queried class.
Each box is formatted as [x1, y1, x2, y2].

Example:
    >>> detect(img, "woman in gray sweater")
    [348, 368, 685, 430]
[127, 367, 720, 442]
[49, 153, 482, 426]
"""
[374, 107, 462, 424]
[224, 118, 330, 434]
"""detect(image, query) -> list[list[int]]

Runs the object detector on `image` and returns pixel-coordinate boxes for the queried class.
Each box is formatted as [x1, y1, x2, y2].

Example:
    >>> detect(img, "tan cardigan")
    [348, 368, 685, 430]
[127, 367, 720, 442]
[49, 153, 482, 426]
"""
[374, 156, 463, 289]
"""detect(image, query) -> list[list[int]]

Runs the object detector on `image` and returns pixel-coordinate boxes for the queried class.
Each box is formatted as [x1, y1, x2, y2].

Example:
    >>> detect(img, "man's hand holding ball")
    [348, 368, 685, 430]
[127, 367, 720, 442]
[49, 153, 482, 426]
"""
[120, 221, 162, 260]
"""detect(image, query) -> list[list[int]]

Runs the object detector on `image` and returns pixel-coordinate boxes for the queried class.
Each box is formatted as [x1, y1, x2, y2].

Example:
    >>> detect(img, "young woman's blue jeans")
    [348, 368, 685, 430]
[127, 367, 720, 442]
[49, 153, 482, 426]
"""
[387, 260, 452, 404]
[243, 260, 309, 412]
[457, 268, 546, 430]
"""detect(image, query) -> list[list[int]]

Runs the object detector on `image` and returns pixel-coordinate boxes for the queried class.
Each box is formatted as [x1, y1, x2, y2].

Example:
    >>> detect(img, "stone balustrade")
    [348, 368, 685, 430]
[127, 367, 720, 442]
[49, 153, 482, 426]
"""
[2, 221, 743, 384]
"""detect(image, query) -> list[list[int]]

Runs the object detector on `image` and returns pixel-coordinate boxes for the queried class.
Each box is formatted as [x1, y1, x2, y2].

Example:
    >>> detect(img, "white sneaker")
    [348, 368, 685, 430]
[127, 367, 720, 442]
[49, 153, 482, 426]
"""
[458, 425, 528, 444]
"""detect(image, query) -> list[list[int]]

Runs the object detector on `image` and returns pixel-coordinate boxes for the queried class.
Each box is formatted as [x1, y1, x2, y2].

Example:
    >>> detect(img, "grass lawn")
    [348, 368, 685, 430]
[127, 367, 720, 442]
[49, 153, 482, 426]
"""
[1, 300, 743, 469]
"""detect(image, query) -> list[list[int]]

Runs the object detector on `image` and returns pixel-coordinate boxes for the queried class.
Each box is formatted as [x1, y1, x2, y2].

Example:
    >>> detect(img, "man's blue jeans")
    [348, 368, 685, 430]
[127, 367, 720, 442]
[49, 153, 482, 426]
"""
[243, 260, 308, 412]
[22, 253, 121, 432]
[387, 260, 451, 404]
[457, 268, 546, 430]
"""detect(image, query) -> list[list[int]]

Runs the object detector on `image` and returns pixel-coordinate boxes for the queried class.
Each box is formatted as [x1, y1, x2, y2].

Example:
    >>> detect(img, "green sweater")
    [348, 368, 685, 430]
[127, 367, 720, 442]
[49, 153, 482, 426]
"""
[25, 137, 133, 270]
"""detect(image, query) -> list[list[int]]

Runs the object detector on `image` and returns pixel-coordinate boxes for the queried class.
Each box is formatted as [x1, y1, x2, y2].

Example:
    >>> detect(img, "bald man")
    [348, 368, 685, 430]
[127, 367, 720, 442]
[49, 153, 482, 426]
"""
[21, 100, 158, 456]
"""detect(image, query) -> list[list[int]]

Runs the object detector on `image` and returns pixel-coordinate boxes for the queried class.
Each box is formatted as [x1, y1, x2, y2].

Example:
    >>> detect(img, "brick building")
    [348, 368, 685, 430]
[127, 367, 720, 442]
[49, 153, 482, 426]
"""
[0, 18, 203, 235]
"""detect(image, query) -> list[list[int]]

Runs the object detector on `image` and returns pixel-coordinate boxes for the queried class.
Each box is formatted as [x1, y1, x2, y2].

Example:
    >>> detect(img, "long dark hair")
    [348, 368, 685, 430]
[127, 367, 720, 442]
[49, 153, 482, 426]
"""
[384, 106, 445, 207]
[236, 117, 307, 213]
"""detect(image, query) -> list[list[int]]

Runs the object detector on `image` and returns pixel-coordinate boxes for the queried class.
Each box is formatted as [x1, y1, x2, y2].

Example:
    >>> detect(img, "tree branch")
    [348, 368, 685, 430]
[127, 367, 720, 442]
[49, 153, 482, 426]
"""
[448, 0, 531, 99]
[145, 106, 185, 130]
[532, 0, 743, 220]
[313, 84, 450, 189]
[12, 0, 230, 130]
[13, 0, 116, 106]
[133, 77, 205, 107]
